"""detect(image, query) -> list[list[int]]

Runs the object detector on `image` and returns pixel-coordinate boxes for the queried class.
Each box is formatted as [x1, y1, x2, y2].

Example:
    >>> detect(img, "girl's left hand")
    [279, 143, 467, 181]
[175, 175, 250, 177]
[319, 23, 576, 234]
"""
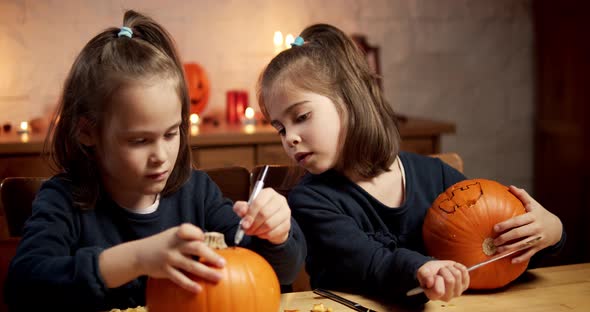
[492, 185, 563, 264]
[232, 188, 291, 245]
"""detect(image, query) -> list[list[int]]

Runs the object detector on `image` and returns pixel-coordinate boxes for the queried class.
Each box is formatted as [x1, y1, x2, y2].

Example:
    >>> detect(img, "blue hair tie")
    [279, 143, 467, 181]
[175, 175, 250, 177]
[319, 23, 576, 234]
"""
[291, 36, 304, 47]
[118, 26, 133, 38]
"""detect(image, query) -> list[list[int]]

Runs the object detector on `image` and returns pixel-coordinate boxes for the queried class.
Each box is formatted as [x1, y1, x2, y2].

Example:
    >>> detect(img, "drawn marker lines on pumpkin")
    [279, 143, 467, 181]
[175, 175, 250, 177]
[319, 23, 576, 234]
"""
[437, 181, 484, 214]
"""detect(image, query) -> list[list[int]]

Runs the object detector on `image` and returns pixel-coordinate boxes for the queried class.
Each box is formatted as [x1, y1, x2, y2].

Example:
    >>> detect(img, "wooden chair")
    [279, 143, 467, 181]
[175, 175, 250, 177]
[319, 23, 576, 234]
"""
[0, 177, 46, 238]
[251, 152, 464, 292]
[431, 152, 464, 173]
[204, 166, 251, 202]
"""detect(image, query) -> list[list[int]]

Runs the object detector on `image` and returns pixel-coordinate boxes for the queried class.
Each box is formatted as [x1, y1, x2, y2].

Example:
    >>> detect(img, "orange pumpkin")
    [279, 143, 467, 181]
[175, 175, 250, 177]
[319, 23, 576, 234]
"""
[422, 179, 528, 289]
[184, 62, 210, 115]
[146, 232, 280, 312]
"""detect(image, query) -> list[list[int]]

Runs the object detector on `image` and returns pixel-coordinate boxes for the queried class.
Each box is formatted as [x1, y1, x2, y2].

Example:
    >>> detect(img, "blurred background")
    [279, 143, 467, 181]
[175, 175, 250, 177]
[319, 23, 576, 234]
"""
[0, 0, 587, 265]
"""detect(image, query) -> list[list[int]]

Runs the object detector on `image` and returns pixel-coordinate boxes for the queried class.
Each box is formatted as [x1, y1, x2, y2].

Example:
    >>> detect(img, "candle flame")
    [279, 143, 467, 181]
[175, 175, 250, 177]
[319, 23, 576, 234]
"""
[285, 34, 294, 49]
[189, 113, 200, 125]
[274, 31, 284, 54]
[245, 107, 255, 119]
[20, 121, 28, 131]
[274, 31, 283, 46]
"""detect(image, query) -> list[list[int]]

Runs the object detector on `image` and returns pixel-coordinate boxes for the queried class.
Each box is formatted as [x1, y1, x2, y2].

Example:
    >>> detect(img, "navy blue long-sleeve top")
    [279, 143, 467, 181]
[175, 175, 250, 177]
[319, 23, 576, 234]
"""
[5, 169, 306, 311]
[289, 152, 565, 305]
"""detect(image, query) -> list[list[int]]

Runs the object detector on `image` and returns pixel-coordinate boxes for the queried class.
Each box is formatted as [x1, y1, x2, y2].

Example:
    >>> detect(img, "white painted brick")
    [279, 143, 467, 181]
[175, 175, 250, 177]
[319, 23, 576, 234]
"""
[0, 0, 536, 191]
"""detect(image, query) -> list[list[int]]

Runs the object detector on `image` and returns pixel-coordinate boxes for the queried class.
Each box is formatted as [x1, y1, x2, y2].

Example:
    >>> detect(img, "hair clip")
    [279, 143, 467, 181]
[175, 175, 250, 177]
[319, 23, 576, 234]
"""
[291, 36, 304, 47]
[118, 26, 133, 38]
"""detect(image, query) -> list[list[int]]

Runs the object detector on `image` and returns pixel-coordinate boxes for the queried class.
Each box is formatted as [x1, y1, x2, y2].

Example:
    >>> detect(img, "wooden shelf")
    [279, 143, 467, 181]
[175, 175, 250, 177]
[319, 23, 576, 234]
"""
[0, 117, 455, 178]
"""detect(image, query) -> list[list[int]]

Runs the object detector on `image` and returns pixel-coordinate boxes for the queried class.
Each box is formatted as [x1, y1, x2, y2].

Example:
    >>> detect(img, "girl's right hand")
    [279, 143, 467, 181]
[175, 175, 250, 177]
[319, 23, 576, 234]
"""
[135, 223, 226, 292]
[416, 260, 469, 302]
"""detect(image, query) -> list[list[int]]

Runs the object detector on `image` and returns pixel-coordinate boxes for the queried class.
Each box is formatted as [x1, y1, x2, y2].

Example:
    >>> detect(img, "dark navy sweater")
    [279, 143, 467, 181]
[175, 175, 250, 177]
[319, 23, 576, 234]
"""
[289, 152, 565, 305]
[5, 170, 306, 311]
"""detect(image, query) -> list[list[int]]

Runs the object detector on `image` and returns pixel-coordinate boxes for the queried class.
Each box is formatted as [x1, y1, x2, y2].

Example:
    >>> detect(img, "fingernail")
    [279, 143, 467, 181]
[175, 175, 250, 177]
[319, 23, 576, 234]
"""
[193, 283, 202, 293]
[241, 219, 251, 229]
[218, 257, 226, 267]
[493, 225, 500, 232]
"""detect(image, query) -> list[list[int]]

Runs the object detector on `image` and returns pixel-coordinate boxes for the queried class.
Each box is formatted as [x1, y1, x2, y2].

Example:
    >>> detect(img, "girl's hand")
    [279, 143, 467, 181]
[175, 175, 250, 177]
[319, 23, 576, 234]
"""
[135, 223, 226, 293]
[417, 260, 469, 302]
[493, 186, 563, 264]
[233, 188, 291, 245]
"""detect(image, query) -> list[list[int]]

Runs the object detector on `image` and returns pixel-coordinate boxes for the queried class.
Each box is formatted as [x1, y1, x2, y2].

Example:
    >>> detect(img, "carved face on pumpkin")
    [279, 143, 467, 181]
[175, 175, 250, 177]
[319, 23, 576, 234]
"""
[183, 63, 210, 115]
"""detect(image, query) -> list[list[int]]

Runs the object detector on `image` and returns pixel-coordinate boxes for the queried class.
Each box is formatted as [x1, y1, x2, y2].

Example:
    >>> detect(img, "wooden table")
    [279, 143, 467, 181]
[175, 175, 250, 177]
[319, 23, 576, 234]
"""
[280, 263, 590, 311]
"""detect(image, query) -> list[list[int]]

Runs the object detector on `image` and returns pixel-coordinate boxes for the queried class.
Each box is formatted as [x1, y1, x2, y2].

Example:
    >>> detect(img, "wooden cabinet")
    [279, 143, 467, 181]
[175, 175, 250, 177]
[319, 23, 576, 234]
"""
[0, 117, 454, 176]
[0, 117, 454, 235]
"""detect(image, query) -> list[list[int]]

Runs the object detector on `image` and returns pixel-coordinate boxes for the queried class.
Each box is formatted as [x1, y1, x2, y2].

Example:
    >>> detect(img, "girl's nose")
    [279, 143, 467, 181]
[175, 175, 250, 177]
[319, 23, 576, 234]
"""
[149, 142, 167, 166]
[285, 131, 300, 147]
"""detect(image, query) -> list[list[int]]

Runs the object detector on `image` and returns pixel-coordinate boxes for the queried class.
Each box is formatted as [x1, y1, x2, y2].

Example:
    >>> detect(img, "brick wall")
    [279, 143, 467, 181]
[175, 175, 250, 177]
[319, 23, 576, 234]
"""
[0, 0, 534, 191]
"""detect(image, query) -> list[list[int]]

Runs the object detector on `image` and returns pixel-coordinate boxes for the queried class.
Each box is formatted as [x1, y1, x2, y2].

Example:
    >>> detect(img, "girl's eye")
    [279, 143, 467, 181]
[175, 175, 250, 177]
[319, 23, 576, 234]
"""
[295, 112, 311, 123]
[129, 138, 147, 145]
[165, 131, 179, 139]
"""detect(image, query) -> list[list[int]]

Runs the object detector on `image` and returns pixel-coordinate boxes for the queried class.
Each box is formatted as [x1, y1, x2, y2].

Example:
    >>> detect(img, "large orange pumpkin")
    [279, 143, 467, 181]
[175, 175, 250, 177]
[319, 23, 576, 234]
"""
[184, 62, 210, 115]
[146, 232, 280, 311]
[422, 179, 528, 289]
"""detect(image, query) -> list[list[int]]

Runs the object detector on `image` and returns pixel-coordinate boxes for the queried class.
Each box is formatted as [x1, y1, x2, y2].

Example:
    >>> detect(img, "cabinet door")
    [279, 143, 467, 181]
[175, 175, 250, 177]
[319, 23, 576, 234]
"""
[256, 144, 293, 166]
[193, 146, 255, 170]
[0, 156, 55, 180]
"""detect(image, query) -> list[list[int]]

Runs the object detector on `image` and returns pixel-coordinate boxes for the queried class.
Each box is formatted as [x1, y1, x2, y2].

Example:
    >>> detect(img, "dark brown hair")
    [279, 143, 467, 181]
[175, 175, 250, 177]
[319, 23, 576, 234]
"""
[257, 24, 400, 179]
[45, 10, 191, 209]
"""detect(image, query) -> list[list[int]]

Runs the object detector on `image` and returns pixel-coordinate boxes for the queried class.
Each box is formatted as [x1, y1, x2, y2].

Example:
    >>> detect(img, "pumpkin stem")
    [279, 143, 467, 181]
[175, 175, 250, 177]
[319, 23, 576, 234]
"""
[204, 232, 228, 249]
[482, 237, 497, 256]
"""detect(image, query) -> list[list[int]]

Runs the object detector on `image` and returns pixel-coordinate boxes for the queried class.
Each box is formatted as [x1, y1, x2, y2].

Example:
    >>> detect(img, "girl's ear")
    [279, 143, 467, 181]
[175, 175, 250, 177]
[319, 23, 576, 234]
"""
[77, 117, 96, 147]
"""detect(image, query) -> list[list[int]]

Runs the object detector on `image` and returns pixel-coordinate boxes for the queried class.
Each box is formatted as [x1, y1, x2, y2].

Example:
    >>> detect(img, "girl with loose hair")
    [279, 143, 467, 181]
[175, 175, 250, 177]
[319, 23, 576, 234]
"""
[258, 23, 564, 305]
[6, 10, 305, 311]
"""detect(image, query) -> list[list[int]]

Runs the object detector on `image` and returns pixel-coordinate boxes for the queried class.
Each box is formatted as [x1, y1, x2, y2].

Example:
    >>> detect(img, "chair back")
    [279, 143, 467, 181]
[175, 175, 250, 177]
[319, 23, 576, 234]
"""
[204, 166, 251, 202]
[430, 152, 464, 173]
[0, 177, 46, 238]
[0, 238, 19, 312]
[250, 165, 306, 198]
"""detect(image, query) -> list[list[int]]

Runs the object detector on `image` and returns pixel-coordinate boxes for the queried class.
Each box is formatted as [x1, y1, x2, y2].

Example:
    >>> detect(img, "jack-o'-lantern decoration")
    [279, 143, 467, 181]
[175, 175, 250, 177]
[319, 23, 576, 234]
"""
[146, 232, 281, 312]
[184, 62, 210, 115]
[423, 179, 528, 289]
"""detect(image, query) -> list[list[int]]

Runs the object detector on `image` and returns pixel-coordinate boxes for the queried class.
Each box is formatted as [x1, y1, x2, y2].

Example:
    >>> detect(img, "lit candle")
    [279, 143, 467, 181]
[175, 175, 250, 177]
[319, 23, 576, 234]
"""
[274, 31, 283, 54]
[17, 121, 29, 134]
[284, 34, 294, 49]
[189, 113, 200, 126]
[243, 107, 256, 126]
